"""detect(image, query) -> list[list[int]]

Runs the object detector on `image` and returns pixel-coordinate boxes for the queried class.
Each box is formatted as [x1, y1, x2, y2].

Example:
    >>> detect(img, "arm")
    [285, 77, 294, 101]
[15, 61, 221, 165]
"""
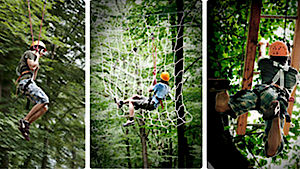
[27, 53, 40, 71]
[33, 66, 39, 80]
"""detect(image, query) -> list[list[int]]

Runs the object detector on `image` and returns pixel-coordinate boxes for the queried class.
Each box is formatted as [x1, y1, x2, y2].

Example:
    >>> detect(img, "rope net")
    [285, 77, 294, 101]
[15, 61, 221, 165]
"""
[92, 8, 201, 128]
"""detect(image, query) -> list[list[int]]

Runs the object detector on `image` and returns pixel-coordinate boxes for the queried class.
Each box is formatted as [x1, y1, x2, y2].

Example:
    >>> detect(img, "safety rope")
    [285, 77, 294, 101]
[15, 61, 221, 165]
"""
[152, 34, 157, 85]
[283, 0, 289, 43]
[27, 0, 34, 43]
[27, 0, 47, 51]
[37, 0, 47, 51]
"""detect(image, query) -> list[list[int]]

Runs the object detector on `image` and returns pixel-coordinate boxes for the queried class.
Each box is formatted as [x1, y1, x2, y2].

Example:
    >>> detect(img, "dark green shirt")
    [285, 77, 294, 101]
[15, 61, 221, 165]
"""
[16, 51, 37, 80]
[258, 57, 299, 91]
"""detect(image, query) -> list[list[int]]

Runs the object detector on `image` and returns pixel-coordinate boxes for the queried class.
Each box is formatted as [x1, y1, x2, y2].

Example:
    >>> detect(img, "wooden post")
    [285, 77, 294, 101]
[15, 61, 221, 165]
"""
[237, 0, 262, 135]
[283, 0, 300, 136]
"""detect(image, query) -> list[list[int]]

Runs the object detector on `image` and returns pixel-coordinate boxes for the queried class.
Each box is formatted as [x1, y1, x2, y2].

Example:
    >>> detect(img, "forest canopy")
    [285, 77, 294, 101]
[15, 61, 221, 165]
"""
[0, 0, 85, 168]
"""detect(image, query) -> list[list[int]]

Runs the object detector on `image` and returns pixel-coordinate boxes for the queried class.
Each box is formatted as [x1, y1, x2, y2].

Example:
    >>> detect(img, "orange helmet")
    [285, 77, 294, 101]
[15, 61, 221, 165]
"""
[269, 41, 289, 57]
[160, 72, 170, 81]
[30, 41, 46, 50]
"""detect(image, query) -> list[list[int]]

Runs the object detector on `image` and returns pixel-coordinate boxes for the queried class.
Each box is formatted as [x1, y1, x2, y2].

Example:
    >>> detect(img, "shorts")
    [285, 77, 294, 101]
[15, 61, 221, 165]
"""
[133, 96, 156, 111]
[228, 85, 287, 117]
[18, 79, 49, 104]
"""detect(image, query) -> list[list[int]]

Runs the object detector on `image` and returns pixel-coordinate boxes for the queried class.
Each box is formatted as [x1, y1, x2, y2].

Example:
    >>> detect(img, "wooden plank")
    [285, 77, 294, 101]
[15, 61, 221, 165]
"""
[283, 0, 300, 136]
[260, 15, 297, 20]
[237, 0, 262, 135]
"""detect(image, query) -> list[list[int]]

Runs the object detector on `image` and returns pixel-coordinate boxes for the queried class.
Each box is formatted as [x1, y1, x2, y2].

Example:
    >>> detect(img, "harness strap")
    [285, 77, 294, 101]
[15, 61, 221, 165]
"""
[155, 96, 164, 109]
[15, 71, 32, 85]
[271, 61, 289, 88]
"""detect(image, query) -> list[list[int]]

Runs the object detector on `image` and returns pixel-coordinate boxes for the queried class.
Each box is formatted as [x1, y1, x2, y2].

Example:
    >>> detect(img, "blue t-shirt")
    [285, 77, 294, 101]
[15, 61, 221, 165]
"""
[151, 83, 169, 108]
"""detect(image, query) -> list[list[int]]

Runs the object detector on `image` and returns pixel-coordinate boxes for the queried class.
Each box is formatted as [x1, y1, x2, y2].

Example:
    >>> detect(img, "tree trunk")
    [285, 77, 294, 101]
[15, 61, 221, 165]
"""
[175, 0, 187, 167]
[21, 152, 33, 168]
[41, 136, 49, 168]
[169, 138, 173, 167]
[0, 151, 9, 168]
[136, 61, 148, 168]
[139, 119, 149, 168]
[125, 129, 132, 168]
[71, 136, 76, 168]
[207, 79, 251, 169]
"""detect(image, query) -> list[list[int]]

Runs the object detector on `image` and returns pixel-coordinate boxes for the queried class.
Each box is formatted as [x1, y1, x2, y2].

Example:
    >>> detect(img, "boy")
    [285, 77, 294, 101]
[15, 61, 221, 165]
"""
[216, 41, 299, 157]
[116, 72, 170, 127]
[16, 41, 49, 141]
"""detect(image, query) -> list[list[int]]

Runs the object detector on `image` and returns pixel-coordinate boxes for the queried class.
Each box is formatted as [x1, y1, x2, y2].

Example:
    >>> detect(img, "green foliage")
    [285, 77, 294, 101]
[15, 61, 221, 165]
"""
[208, 0, 300, 168]
[0, 0, 85, 168]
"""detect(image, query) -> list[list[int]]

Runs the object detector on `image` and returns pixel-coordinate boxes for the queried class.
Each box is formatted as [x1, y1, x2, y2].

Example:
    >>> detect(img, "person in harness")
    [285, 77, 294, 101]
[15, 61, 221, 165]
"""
[16, 41, 49, 141]
[215, 41, 299, 157]
[115, 72, 170, 127]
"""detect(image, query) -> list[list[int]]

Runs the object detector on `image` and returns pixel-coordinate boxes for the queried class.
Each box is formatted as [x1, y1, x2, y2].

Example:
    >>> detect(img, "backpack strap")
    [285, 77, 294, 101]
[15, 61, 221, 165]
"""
[15, 71, 32, 85]
[155, 95, 164, 109]
[271, 61, 290, 88]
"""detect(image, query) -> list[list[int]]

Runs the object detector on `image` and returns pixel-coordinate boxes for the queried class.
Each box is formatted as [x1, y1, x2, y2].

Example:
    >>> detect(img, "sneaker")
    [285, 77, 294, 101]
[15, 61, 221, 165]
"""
[18, 119, 30, 141]
[123, 120, 135, 127]
[215, 91, 230, 113]
[263, 100, 280, 120]
[114, 98, 124, 109]
[265, 117, 282, 157]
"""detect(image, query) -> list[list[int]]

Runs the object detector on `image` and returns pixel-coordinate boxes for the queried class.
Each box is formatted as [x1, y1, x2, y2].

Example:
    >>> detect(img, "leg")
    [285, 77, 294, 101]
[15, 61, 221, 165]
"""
[215, 91, 231, 112]
[124, 94, 141, 104]
[123, 95, 144, 127]
[116, 94, 141, 109]
[19, 81, 49, 140]
[27, 103, 48, 124]
[24, 103, 46, 122]
[266, 117, 282, 157]
[215, 89, 256, 118]
[128, 101, 135, 118]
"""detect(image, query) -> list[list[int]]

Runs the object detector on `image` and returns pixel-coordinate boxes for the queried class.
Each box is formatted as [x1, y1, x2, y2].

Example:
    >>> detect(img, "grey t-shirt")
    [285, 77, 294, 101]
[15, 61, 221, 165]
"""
[16, 50, 37, 79]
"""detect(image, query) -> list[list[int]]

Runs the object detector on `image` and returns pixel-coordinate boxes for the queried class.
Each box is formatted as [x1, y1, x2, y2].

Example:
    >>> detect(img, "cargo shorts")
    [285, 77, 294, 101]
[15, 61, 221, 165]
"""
[132, 96, 156, 111]
[228, 84, 287, 118]
[18, 79, 49, 104]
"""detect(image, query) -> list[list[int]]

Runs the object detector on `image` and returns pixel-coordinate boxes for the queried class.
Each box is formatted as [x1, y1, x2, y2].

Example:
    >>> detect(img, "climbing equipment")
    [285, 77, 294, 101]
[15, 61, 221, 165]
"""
[27, 0, 47, 51]
[152, 35, 157, 85]
[160, 72, 170, 81]
[269, 41, 289, 57]
[30, 41, 46, 51]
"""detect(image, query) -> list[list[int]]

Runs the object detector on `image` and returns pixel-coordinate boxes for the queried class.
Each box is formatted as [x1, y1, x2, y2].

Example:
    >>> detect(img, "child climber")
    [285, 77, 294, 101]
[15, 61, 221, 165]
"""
[215, 41, 299, 157]
[115, 72, 170, 127]
[16, 41, 49, 141]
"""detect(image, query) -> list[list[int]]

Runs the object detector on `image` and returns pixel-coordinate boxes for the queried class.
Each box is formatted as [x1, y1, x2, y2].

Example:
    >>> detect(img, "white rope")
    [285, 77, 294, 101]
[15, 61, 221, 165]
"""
[95, 11, 197, 128]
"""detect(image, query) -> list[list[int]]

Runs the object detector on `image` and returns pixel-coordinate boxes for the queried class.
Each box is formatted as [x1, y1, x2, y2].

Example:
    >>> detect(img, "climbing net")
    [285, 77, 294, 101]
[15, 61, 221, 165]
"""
[91, 7, 201, 128]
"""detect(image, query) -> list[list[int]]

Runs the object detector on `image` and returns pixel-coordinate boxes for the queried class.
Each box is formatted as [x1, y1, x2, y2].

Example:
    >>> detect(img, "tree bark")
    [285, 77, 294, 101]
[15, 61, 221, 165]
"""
[139, 119, 149, 168]
[175, 0, 187, 168]
[41, 136, 49, 169]
[136, 61, 149, 168]
[0, 151, 9, 168]
[125, 129, 132, 168]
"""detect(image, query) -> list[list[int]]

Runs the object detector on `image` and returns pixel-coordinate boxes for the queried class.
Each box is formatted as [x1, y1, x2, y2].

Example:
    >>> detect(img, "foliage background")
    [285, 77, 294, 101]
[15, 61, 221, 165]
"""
[208, 0, 300, 168]
[0, 0, 85, 168]
[90, 0, 201, 168]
